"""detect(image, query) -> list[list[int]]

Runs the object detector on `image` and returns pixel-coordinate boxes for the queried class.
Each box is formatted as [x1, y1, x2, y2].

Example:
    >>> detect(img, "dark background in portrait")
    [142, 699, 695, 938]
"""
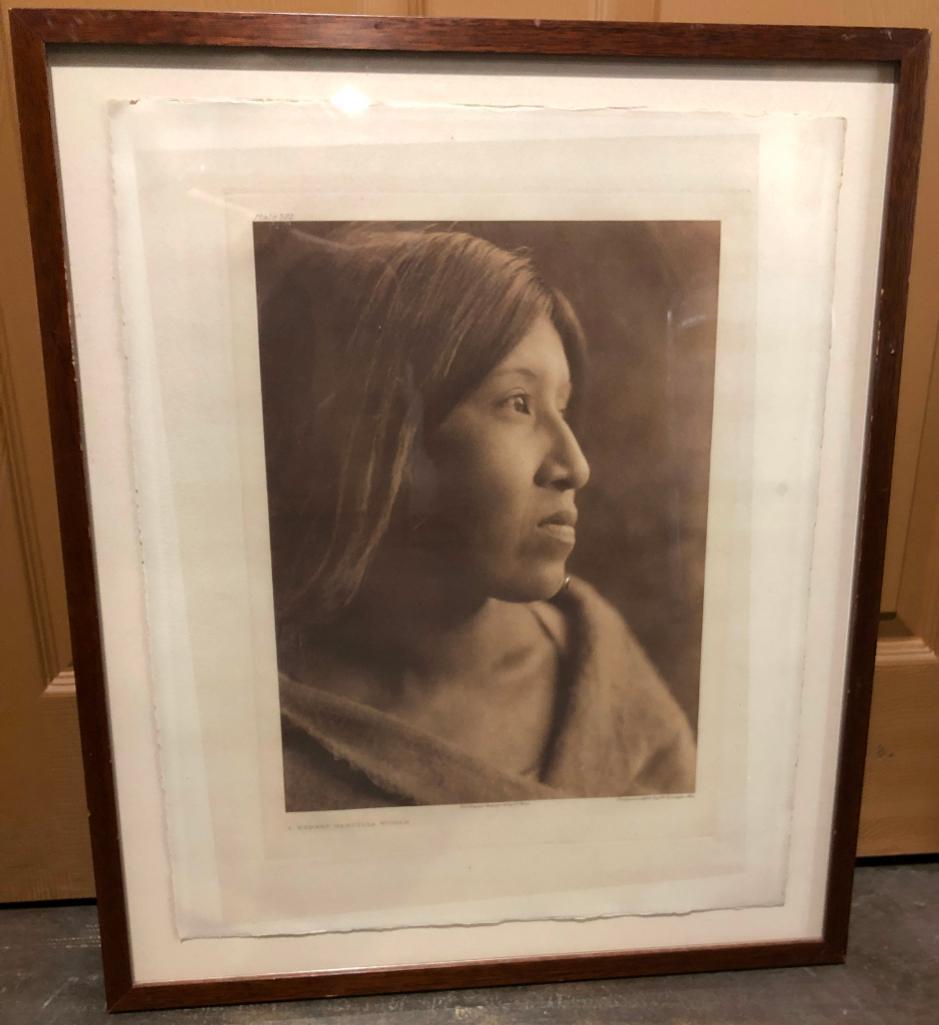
[254, 221, 719, 731]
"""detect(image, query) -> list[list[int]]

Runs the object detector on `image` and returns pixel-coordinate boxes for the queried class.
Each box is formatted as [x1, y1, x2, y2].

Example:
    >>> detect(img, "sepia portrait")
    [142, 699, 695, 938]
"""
[255, 220, 717, 813]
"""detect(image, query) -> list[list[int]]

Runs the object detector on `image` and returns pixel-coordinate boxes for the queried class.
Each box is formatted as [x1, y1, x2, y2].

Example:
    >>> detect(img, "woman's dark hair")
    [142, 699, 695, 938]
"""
[256, 224, 586, 638]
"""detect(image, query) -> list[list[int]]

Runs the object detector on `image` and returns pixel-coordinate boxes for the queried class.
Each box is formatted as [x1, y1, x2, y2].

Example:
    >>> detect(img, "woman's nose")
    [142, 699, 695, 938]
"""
[538, 418, 590, 491]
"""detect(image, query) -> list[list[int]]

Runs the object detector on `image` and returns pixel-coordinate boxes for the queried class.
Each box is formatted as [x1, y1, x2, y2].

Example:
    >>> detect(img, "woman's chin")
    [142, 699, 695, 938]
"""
[491, 565, 569, 604]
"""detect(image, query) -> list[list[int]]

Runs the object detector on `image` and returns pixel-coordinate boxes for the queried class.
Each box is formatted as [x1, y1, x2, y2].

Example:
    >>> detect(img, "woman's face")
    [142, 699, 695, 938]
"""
[426, 315, 591, 603]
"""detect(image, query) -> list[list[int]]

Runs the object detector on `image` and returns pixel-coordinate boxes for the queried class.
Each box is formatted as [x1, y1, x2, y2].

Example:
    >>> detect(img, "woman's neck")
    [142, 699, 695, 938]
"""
[338, 555, 513, 685]
[296, 550, 562, 773]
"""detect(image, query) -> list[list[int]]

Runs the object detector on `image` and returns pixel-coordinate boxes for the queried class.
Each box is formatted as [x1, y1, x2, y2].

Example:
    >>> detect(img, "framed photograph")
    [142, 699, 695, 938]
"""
[10, 8, 928, 1012]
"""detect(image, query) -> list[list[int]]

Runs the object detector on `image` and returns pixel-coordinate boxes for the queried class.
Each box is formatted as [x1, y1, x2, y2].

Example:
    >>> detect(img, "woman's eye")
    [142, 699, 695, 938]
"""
[505, 394, 531, 415]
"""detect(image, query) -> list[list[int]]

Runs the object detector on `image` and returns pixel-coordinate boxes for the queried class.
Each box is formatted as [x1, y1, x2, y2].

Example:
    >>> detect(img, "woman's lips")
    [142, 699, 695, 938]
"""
[539, 522, 576, 544]
[538, 509, 577, 546]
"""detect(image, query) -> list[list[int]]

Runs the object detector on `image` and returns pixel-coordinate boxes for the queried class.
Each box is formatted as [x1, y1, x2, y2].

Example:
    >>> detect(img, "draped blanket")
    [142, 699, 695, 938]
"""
[280, 578, 696, 811]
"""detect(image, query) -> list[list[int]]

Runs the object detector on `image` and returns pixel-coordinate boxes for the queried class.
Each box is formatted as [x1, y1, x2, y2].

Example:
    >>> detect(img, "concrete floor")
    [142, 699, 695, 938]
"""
[1, 860, 936, 1024]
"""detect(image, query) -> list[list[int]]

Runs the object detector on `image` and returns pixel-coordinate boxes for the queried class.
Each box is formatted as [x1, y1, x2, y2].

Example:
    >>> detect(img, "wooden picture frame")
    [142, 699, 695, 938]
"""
[9, 8, 928, 1012]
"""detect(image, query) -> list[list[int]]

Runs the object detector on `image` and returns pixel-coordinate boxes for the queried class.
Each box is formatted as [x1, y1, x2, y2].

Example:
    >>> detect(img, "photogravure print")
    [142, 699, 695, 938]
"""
[255, 220, 718, 813]
[100, 91, 851, 941]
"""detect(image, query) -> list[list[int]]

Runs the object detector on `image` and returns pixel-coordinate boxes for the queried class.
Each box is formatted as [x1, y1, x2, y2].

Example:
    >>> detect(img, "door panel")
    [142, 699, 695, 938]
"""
[0, 4, 88, 899]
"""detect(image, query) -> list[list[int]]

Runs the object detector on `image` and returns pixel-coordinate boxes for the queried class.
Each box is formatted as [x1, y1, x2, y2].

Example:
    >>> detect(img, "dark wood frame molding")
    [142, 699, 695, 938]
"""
[8, 8, 929, 1013]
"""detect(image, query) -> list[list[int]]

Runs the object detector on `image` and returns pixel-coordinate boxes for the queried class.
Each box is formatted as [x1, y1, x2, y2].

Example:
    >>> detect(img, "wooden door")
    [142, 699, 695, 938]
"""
[1, 0, 936, 902]
[1, 2, 86, 899]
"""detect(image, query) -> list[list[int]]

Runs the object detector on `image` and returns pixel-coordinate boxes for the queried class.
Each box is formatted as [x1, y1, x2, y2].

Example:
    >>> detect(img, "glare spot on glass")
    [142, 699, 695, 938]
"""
[330, 85, 371, 116]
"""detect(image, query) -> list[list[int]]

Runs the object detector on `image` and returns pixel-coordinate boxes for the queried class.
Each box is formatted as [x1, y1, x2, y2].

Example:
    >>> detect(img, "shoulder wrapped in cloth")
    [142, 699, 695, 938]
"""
[280, 578, 696, 811]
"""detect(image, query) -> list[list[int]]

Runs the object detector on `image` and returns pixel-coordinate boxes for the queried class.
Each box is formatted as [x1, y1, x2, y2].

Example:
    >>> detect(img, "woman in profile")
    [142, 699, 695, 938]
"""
[256, 224, 695, 812]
